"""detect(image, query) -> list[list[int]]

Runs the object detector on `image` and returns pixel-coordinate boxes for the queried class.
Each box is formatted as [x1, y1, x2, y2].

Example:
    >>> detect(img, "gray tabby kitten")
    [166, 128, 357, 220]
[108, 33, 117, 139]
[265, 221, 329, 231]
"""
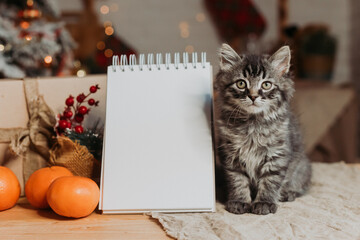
[214, 44, 311, 215]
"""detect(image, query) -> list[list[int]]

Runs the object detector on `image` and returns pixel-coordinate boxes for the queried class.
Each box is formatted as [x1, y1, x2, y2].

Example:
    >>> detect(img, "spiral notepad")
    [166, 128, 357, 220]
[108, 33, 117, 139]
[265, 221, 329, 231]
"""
[99, 52, 215, 213]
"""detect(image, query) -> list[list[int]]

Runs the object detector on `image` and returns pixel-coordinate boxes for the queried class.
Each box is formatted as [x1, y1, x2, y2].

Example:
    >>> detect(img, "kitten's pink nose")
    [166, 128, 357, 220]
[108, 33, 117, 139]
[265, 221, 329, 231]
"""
[249, 95, 258, 102]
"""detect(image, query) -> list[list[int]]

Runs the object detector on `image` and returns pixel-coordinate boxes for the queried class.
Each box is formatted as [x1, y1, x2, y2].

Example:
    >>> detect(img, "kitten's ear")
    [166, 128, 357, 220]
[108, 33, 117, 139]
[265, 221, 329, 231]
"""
[218, 43, 241, 71]
[269, 46, 291, 76]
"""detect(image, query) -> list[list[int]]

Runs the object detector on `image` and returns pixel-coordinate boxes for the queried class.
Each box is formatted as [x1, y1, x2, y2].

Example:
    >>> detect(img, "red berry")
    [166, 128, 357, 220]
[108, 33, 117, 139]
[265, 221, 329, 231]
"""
[88, 98, 95, 106]
[67, 121, 72, 128]
[74, 113, 84, 123]
[75, 125, 84, 134]
[90, 85, 99, 93]
[65, 96, 74, 106]
[77, 93, 86, 103]
[63, 110, 73, 118]
[78, 106, 88, 115]
[59, 120, 69, 129]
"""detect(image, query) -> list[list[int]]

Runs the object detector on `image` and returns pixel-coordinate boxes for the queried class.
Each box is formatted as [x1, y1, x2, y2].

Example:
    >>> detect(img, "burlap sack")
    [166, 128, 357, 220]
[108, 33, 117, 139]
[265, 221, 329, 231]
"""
[49, 136, 101, 180]
[0, 79, 56, 195]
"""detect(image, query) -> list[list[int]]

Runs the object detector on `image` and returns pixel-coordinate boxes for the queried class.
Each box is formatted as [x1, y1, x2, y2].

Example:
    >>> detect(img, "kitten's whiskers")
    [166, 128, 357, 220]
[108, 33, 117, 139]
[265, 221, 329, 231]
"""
[226, 105, 241, 127]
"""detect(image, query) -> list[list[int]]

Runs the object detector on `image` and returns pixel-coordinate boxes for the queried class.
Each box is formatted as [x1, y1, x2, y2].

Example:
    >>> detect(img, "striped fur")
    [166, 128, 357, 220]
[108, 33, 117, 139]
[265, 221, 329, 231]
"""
[215, 44, 311, 215]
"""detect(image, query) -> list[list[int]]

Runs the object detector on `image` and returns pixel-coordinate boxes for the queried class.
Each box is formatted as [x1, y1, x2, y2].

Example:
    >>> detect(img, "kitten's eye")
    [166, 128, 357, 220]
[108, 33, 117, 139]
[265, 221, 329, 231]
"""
[236, 80, 247, 89]
[261, 81, 272, 90]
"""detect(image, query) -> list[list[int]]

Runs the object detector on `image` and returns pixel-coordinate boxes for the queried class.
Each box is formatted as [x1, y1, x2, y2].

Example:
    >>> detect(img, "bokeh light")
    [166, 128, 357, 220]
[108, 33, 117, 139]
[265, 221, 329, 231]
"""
[179, 21, 190, 38]
[104, 49, 113, 58]
[20, 21, 30, 29]
[185, 45, 194, 53]
[44, 55, 52, 64]
[105, 26, 114, 36]
[97, 41, 105, 50]
[196, 13, 206, 22]
[77, 69, 86, 77]
[100, 5, 109, 14]
[104, 21, 112, 28]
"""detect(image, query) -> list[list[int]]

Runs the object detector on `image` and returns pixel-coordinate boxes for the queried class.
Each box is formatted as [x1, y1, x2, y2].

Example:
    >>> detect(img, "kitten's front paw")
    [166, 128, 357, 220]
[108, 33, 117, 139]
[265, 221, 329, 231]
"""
[280, 191, 299, 202]
[226, 200, 251, 214]
[251, 202, 278, 215]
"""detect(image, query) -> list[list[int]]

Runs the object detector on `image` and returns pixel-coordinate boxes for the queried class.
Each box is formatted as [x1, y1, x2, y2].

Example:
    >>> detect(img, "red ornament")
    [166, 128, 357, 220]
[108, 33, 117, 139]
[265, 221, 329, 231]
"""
[74, 113, 84, 123]
[90, 85, 100, 93]
[67, 121, 72, 129]
[75, 125, 84, 134]
[76, 93, 86, 103]
[88, 98, 95, 106]
[78, 106, 88, 115]
[65, 96, 74, 106]
[63, 110, 73, 118]
[59, 120, 69, 129]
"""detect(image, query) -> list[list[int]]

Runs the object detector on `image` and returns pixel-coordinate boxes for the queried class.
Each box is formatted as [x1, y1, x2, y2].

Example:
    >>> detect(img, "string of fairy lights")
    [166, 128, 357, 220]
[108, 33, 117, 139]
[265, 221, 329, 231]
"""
[94, 2, 207, 60]
[0, 0, 60, 72]
[95, 3, 118, 60]
[0, 1, 209, 77]
[179, 12, 206, 53]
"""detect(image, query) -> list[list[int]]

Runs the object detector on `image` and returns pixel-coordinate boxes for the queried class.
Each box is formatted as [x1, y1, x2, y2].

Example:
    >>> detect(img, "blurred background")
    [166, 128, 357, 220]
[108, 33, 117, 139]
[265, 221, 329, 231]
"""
[0, 0, 359, 162]
[0, 0, 355, 82]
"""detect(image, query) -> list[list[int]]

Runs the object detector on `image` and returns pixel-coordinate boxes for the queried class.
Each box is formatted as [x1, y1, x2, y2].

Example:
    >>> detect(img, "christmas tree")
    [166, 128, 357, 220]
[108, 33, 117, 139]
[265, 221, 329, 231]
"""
[0, 0, 76, 78]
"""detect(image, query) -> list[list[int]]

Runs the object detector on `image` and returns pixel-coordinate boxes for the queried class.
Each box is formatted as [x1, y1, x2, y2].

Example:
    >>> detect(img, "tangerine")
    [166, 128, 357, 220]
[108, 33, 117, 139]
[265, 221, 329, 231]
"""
[47, 176, 100, 218]
[0, 166, 20, 211]
[25, 166, 73, 209]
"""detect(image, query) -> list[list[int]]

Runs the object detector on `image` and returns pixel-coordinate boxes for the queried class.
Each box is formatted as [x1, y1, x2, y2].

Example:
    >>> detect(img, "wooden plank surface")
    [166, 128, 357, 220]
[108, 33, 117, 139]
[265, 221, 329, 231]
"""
[1, 166, 359, 240]
[0, 198, 174, 240]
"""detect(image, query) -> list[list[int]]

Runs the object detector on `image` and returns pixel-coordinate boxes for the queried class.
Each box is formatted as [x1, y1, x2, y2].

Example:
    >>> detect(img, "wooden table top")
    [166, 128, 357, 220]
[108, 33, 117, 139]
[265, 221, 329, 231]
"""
[2, 165, 359, 239]
[0, 198, 173, 240]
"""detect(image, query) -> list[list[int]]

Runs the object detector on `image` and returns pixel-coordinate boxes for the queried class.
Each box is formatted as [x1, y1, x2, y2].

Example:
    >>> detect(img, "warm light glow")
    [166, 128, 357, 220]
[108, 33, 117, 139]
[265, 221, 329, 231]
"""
[185, 45, 194, 53]
[103, 21, 112, 28]
[23, 9, 41, 18]
[181, 30, 189, 38]
[20, 21, 30, 29]
[196, 13, 206, 22]
[0, 44, 4, 52]
[27, 0, 33, 7]
[179, 21, 190, 38]
[105, 26, 114, 36]
[77, 69, 86, 77]
[96, 41, 105, 50]
[110, 3, 119, 12]
[44, 55, 52, 64]
[100, 5, 109, 14]
[25, 35, 32, 41]
[179, 21, 189, 29]
[104, 49, 113, 58]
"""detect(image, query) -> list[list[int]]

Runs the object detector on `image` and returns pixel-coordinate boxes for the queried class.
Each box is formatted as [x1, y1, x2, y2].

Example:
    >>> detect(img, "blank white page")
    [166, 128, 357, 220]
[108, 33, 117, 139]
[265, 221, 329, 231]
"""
[100, 58, 215, 213]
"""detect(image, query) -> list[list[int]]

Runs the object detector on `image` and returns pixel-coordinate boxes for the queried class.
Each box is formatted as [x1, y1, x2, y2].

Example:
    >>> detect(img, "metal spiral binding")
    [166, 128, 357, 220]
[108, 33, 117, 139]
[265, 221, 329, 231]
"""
[129, 54, 136, 71]
[174, 52, 180, 69]
[156, 53, 162, 70]
[112, 55, 119, 72]
[147, 53, 154, 71]
[111, 52, 207, 71]
[120, 55, 128, 71]
[165, 53, 171, 70]
[139, 54, 145, 71]
[201, 52, 206, 68]
[183, 52, 189, 69]
[192, 52, 198, 68]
